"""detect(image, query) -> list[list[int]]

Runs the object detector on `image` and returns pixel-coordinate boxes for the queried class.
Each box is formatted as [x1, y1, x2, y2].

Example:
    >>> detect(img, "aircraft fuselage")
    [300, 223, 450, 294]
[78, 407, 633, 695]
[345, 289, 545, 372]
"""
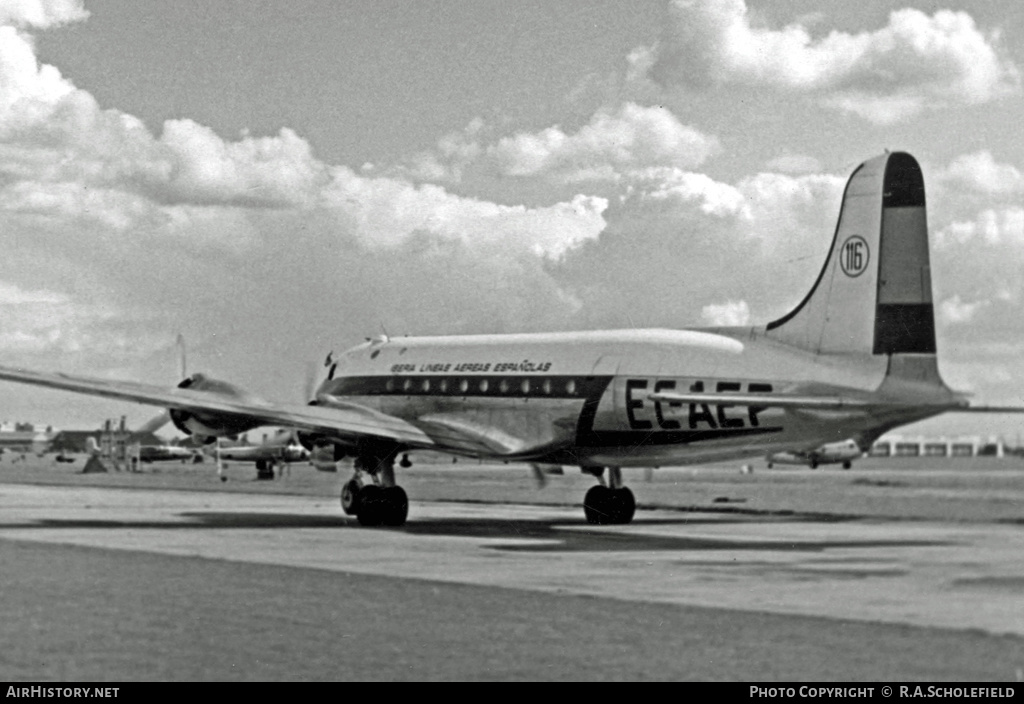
[317, 328, 947, 467]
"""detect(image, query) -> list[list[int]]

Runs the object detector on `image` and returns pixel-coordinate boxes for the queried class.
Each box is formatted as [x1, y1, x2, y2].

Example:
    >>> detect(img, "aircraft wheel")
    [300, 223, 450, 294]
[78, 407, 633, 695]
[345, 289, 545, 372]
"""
[809, 459, 819, 470]
[607, 487, 636, 525]
[355, 485, 385, 527]
[256, 459, 274, 480]
[381, 486, 408, 527]
[766, 462, 773, 469]
[842, 461, 852, 470]
[584, 485, 612, 525]
[341, 479, 361, 515]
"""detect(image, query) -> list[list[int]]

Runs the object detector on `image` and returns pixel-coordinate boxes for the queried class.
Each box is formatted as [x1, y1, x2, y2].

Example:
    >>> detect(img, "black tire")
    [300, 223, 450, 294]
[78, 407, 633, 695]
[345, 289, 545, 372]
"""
[256, 459, 274, 480]
[340, 479, 361, 515]
[809, 459, 819, 470]
[355, 485, 385, 527]
[607, 487, 636, 525]
[842, 460, 852, 470]
[382, 486, 409, 527]
[584, 485, 612, 525]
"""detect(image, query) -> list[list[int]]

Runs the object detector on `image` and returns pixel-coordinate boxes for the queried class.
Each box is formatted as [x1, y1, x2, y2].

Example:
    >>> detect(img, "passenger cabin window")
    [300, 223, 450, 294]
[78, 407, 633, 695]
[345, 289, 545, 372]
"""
[479, 379, 489, 392]
[566, 380, 577, 395]
[422, 379, 431, 392]
[459, 379, 469, 394]
[499, 379, 510, 393]
[521, 379, 531, 394]
[542, 379, 552, 395]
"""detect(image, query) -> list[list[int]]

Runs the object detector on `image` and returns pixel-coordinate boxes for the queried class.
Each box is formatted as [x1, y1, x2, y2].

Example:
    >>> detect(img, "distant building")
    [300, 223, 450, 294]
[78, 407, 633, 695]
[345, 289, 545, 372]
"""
[0, 431, 50, 453]
[49, 430, 163, 453]
[871, 434, 1005, 459]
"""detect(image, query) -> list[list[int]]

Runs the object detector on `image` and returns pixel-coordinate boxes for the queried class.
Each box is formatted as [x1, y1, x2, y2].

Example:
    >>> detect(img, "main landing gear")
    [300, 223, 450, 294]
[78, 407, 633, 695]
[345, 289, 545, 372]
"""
[340, 450, 408, 527]
[255, 459, 276, 480]
[581, 466, 635, 525]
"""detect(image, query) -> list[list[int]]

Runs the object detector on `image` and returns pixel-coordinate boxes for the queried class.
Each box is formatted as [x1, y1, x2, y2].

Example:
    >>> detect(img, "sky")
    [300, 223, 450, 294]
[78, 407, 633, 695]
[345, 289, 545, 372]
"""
[0, 0, 1022, 440]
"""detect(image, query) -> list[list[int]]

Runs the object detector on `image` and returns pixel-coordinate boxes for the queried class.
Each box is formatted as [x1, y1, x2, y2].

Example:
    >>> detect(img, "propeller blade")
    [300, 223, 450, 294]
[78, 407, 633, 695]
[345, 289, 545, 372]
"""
[304, 361, 317, 403]
[136, 410, 171, 435]
[530, 463, 547, 489]
[175, 333, 188, 379]
[530, 463, 564, 489]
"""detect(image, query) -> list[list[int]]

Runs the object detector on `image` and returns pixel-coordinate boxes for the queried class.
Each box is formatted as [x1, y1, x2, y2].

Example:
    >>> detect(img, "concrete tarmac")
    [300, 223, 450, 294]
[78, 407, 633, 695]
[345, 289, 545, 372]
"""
[1, 479, 1024, 681]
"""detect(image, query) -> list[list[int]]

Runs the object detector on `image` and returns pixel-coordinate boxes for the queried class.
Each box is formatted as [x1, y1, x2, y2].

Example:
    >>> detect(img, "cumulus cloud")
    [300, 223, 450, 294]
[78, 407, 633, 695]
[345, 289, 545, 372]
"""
[938, 208, 1024, 248]
[764, 154, 822, 175]
[400, 103, 718, 185]
[938, 151, 1024, 198]
[0, 0, 87, 29]
[319, 167, 607, 258]
[701, 300, 750, 326]
[640, 0, 1019, 123]
[631, 168, 749, 217]
[0, 279, 136, 358]
[488, 103, 718, 179]
[939, 295, 988, 325]
[549, 167, 846, 331]
[0, 25, 76, 116]
[929, 206, 1024, 409]
[0, 9, 616, 416]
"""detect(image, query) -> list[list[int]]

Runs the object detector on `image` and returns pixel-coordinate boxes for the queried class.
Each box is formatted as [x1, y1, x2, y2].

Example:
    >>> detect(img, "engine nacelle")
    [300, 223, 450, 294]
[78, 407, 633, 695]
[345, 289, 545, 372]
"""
[169, 374, 264, 442]
[294, 400, 353, 461]
[295, 429, 351, 462]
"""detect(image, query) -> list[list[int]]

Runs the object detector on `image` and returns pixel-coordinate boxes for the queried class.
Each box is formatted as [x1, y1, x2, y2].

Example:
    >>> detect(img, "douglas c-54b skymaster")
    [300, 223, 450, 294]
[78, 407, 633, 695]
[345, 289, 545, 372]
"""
[0, 152, 1019, 527]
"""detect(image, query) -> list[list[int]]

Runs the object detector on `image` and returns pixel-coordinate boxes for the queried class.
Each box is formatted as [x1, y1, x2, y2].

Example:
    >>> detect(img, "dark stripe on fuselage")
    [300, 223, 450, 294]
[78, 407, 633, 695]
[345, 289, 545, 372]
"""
[326, 374, 784, 454]
[574, 426, 783, 448]
[324, 374, 612, 400]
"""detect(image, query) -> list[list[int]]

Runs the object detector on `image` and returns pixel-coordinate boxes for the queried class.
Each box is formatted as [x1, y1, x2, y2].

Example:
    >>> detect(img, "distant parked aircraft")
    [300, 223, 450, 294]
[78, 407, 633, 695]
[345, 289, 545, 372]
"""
[214, 430, 310, 479]
[767, 439, 863, 469]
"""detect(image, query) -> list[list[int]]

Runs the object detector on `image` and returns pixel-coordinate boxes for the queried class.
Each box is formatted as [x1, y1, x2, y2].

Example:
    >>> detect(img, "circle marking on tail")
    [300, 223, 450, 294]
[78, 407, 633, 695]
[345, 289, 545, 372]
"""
[840, 235, 869, 277]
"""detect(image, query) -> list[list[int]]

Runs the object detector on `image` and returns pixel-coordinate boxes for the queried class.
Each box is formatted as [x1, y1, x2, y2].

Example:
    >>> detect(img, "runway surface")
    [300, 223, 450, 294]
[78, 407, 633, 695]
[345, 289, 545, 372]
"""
[1, 475, 1023, 680]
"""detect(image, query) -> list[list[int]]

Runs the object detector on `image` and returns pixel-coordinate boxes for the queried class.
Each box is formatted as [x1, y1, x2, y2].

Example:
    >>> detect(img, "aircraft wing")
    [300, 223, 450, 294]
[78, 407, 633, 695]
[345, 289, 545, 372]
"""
[647, 390, 876, 409]
[0, 365, 436, 448]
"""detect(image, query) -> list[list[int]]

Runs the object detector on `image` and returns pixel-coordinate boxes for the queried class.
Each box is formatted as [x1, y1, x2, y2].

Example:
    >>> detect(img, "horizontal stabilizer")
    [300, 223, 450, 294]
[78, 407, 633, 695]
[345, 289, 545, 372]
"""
[951, 406, 1024, 413]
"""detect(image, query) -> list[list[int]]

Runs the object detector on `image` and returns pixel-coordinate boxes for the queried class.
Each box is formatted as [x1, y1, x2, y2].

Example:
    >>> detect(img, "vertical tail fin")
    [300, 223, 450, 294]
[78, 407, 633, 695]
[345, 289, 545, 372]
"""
[765, 152, 936, 358]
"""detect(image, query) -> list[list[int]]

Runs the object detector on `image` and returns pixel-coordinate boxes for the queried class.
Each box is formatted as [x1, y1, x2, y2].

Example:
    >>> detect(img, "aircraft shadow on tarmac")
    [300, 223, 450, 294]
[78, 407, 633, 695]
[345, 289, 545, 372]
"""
[402, 518, 950, 553]
[18, 512, 952, 554]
